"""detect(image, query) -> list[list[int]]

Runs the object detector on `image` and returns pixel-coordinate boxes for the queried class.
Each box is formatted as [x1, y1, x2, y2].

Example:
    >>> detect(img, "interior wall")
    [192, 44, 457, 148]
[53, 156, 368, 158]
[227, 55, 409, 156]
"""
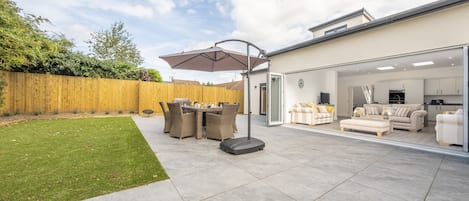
[337, 66, 463, 117]
[284, 69, 337, 123]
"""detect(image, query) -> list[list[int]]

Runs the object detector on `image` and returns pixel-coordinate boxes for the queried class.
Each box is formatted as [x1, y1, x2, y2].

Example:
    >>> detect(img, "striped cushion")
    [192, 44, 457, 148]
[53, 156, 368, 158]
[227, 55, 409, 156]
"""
[394, 107, 410, 117]
[365, 106, 379, 115]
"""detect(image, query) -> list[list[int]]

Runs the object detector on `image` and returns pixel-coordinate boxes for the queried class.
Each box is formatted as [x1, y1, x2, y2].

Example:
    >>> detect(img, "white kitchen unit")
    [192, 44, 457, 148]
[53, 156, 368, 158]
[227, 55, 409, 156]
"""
[373, 79, 424, 104]
[427, 105, 463, 121]
[424, 77, 463, 95]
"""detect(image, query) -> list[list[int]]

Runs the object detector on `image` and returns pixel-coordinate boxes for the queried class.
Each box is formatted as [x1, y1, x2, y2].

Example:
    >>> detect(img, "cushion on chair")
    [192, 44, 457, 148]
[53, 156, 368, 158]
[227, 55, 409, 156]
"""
[314, 113, 331, 118]
[394, 107, 410, 117]
[317, 105, 328, 113]
[389, 116, 411, 123]
[365, 106, 379, 115]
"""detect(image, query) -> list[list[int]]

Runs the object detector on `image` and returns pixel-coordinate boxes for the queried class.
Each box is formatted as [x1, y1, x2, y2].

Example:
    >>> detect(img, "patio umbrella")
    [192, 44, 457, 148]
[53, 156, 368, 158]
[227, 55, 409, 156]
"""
[159, 39, 268, 154]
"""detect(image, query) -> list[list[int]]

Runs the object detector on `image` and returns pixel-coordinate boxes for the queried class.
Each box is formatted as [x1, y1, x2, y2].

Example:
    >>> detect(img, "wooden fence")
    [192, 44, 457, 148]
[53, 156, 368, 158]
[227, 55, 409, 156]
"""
[0, 71, 243, 115]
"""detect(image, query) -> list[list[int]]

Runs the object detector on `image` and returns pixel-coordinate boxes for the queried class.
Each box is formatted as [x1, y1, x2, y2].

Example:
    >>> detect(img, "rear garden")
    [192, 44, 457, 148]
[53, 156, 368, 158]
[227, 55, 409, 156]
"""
[0, 117, 167, 201]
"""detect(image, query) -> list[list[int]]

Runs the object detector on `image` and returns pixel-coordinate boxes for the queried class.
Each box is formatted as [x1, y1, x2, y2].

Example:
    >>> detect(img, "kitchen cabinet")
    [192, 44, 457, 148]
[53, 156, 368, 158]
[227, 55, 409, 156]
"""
[373, 79, 423, 104]
[424, 77, 463, 95]
[427, 105, 463, 121]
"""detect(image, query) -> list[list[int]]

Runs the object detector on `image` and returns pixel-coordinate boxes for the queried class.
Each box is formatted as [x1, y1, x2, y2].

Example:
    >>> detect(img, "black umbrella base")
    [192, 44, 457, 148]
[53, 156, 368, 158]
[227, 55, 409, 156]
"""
[220, 137, 265, 155]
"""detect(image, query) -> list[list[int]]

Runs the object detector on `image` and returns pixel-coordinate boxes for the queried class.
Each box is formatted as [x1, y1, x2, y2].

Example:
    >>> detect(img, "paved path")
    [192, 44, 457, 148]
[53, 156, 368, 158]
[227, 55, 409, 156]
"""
[87, 115, 469, 201]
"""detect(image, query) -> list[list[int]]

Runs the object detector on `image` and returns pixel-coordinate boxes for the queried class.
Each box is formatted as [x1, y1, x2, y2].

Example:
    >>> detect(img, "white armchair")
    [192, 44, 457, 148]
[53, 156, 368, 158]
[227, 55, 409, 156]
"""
[435, 109, 463, 146]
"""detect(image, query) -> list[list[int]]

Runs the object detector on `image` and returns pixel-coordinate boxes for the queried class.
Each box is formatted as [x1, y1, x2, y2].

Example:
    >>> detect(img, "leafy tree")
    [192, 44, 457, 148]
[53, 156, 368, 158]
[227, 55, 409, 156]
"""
[0, 0, 59, 70]
[86, 22, 144, 66]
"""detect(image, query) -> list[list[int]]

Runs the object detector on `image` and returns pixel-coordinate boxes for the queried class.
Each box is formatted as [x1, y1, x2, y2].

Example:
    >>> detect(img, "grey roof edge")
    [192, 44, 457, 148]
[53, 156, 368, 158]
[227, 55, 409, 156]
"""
[269, 0, 468, 57]
[308, 8, 374, 32]
[240, 68, 268, 75]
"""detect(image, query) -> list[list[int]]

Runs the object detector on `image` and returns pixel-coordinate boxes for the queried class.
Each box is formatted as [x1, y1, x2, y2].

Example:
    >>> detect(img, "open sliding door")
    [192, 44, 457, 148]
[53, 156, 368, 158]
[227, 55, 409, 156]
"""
[267, 72, 284, 126]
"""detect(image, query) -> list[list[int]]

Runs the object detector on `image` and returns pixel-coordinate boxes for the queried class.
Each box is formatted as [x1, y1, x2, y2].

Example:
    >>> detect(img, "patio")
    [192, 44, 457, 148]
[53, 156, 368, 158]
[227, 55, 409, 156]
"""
[88, 115, 469, 201]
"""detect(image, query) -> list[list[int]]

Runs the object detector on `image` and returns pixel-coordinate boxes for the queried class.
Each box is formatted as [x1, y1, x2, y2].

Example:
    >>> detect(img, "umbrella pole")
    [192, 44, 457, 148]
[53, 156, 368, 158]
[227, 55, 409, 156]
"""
[247, 44, 251, 140]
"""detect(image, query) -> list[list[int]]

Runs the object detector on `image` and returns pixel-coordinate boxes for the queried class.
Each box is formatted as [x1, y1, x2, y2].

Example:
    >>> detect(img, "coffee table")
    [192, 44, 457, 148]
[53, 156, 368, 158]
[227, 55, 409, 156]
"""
[340, 116, 393, 137]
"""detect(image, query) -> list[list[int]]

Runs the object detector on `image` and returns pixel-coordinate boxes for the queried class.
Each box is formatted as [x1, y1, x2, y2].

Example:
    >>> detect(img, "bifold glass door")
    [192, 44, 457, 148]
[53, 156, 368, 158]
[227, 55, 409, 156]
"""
[267, 72, 284, 126]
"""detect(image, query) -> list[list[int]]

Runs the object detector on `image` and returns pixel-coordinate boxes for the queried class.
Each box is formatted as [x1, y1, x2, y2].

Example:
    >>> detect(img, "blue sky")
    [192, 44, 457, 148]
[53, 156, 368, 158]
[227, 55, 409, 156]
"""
[16, 0, 434, 83]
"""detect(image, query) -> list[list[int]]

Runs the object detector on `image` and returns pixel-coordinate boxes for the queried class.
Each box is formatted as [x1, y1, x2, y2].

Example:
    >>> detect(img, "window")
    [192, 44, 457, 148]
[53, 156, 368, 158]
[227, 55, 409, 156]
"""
[324, 25, 347, 35]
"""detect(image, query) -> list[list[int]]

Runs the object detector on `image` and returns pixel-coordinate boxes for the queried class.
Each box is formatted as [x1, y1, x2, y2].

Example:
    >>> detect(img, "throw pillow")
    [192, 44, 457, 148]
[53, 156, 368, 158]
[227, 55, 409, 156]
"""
[395, 107, 410, 117]
[365, 106, 379, 115]
[317, 105, 328, 113]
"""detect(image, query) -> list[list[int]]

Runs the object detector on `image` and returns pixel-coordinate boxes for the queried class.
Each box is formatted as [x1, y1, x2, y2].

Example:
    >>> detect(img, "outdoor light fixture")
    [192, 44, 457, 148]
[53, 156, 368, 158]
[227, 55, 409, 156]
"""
[376, 66, 395, 70]
[412, 61, 434, 67]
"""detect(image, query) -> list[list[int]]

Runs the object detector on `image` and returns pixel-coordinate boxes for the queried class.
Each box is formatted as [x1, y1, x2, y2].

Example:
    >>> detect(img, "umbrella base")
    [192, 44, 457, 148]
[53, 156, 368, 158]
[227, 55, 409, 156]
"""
[220, 137, 265, 155]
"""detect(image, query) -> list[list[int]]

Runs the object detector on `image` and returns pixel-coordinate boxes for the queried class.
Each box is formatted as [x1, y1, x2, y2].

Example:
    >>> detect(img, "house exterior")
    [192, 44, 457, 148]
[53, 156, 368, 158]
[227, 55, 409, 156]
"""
[248, 0, 469, 152]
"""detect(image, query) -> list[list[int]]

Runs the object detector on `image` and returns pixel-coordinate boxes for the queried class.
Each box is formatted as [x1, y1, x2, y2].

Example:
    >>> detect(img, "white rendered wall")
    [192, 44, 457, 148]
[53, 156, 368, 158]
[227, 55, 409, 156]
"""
[284, 69, 337, 123]
[243, 72, 267, 115]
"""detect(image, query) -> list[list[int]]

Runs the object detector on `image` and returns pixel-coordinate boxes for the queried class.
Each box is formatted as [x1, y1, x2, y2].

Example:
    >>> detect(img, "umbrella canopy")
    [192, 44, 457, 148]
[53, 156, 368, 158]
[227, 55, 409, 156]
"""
[159, 46, 268, 72]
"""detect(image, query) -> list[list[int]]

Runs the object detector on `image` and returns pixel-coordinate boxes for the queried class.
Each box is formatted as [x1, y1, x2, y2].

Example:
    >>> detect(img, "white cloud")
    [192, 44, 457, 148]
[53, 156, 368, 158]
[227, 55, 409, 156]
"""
[216, 1, 228, 16]
[67, 24, 92, 44]
[149, 0, 176, 15]
[187, 9, 197, 14]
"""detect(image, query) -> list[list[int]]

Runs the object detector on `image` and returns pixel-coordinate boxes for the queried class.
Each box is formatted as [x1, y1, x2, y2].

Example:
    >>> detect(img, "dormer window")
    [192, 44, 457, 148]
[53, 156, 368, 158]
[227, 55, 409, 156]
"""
[324, 25, 348, 35]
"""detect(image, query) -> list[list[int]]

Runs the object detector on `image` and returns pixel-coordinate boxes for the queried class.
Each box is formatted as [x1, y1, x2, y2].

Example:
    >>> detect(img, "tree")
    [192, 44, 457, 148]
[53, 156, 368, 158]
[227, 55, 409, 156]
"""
[0, 0, 59, 71]
[86, 22, 144, 66]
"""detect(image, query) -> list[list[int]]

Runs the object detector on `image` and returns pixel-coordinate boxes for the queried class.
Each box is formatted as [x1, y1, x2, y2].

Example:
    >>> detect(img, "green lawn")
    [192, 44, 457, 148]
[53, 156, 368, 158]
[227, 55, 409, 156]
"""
[0, 117, 168, 201]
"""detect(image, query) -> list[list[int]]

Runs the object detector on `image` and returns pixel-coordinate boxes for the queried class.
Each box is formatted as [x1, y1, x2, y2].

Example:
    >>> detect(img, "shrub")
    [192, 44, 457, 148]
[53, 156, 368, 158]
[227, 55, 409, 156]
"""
[118, 110, 123, 114]
[33, 111, 41, 116]
[53, 110, 59, 115]
[90, 110, 96, 114]
[3, 112, 11, 116]
[72, 109, 79, 114]
[104, 111, 110, 115]
[129, 111, 135, 114]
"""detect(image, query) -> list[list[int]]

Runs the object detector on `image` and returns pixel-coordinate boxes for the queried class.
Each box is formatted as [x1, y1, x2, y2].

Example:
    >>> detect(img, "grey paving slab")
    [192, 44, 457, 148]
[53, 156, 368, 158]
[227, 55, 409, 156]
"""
[317, 180, 404, 201]
[351, 165, 434, 201]
[203, 180, 295, 201]
[228, 152, 300, 179]
[85, 180, 182, 201]
[170, 163, 257, 201]
[262, 165, 353, 200]
[86, 115, 469, 201]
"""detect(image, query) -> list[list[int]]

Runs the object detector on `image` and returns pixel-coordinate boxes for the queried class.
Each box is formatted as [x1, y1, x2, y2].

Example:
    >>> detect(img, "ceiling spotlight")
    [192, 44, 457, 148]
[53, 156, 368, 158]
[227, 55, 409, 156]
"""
[451, 63, 455, 66]
[376, 66, 395, 70]
[448, 56, 453, 60]
[412, 61, 434, 67]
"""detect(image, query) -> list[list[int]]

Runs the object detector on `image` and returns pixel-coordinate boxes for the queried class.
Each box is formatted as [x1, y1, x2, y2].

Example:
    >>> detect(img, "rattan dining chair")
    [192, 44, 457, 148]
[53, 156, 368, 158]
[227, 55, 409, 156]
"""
[159, 102, 171, 133]
[167, 102, 195, 139]
[206, 104, 237, 141]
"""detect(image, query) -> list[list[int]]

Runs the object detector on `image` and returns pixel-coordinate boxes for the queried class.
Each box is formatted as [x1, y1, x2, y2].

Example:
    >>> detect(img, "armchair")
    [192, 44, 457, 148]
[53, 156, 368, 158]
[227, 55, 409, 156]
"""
[167, 102, 195, 139]
[435, 109, 463, 146]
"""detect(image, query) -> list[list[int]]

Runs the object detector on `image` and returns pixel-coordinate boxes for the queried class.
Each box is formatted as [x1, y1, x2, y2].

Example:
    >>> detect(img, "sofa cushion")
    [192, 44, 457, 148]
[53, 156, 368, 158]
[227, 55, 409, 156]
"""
[290, 107, 313, 113]
[314, 113, 331, 118]
[365, 106, 379, 115]
[389, 116, 411, 123]
[317, 105, 328, 113]
[305, 103, 319, 113]
[394, 107, 410, 117]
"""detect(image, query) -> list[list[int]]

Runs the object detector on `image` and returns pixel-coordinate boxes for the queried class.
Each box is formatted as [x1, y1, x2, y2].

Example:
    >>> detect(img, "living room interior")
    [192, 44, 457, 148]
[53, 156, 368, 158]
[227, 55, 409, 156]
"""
[286, 48, 465, 152]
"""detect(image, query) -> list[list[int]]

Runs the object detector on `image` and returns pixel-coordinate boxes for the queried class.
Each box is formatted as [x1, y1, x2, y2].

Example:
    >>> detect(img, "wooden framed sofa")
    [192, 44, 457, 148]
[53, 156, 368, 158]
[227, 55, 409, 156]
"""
[289, 103, 334, 126]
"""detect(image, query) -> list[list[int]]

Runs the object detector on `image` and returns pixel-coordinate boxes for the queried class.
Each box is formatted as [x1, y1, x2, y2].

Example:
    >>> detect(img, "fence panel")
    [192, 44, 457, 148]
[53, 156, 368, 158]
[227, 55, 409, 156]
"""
[0, 71, 244, 115]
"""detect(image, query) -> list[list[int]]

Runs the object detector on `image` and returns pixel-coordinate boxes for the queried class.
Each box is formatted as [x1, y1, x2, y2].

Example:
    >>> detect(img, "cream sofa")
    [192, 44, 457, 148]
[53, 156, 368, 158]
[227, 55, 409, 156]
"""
[290, 103, 334, 126]
[435, 109, 463, 146]
[354, 104, 427, 132]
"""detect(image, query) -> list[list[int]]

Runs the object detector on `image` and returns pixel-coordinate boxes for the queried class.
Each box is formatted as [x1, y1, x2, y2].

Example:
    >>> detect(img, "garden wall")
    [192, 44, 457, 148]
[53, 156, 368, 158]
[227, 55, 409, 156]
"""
[0, 71, 243, 115]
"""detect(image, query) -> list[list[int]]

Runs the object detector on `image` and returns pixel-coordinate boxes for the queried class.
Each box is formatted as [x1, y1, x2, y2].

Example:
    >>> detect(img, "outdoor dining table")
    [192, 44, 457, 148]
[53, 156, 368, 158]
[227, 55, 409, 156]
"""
[182, 106, 223, 139]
